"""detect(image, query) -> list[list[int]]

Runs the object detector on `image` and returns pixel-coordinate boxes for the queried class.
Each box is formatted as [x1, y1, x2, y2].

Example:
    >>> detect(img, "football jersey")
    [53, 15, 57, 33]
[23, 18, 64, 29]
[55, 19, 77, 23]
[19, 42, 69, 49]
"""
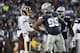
[40, 13, 61, 35]
[18, 15, 32, 34]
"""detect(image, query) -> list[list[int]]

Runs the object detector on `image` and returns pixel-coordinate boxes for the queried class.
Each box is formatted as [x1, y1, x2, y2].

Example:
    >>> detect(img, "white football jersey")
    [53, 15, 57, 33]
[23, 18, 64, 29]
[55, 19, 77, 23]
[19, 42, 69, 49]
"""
[18, 15, 32, 34]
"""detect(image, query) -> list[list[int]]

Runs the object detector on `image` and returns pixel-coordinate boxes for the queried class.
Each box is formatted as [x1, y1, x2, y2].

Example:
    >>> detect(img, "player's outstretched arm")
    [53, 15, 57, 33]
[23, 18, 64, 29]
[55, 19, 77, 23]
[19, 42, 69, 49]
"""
[32, 18, 45, 32]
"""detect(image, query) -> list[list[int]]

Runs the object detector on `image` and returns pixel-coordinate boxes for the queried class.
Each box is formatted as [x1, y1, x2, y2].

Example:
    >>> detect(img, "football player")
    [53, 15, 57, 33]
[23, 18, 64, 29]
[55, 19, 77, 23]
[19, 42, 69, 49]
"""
[32, 2, 66, 53]
[56, 6, 75, 53]
[18, 6, 34, 53]
[56, 6, 67, 39]
[56, 6, 68, 52]
[72, 4, 80, 53]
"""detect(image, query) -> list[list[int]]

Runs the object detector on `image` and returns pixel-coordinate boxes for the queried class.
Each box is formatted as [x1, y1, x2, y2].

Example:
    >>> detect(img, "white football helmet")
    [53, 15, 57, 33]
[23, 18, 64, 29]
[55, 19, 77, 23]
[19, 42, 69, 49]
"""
[41, 2, 54, 13]
[20, 6, 32, 16]
[56, 6, 65, 16]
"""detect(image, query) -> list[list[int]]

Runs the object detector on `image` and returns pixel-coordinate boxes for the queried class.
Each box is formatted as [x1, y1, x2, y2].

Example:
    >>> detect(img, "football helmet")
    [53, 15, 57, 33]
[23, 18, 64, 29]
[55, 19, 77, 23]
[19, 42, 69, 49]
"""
[56, 6, 65, 16]
[20, 6, 32, 16]
[41, 2, 54, 13]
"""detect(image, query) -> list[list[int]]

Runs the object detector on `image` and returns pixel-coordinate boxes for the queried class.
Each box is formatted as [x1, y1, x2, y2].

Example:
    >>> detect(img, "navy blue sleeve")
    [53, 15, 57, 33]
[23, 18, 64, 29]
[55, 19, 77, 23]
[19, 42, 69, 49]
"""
[43, 15, 50, 19]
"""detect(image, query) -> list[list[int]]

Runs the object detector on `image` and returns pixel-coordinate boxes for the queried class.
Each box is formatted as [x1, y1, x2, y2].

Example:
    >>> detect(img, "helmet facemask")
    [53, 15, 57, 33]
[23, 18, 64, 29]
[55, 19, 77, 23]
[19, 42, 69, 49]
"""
[57, 11, 65, 16]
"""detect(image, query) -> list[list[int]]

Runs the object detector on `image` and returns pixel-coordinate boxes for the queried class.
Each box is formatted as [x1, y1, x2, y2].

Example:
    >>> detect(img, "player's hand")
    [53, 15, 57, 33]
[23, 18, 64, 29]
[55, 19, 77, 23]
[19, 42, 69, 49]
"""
[30, 28, 36, 32]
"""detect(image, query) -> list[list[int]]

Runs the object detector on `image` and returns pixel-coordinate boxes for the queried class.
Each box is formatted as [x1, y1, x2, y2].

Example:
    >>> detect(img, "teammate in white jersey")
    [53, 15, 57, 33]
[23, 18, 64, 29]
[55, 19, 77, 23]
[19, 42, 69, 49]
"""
[18, 6, 34, 53]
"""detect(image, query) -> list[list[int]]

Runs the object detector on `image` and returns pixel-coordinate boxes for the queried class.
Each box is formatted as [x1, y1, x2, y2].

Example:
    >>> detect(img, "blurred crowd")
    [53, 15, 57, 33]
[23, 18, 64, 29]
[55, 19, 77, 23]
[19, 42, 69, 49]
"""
[0, 0, 79, 30]
[0, 0, 80, 53]
[0, 0, 80, 30]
